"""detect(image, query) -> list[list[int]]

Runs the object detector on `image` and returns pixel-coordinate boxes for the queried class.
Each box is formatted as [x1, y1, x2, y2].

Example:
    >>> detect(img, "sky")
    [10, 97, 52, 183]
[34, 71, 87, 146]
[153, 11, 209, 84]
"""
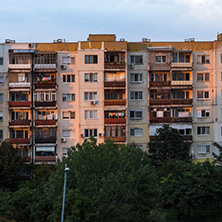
[0, 0, 222, 43]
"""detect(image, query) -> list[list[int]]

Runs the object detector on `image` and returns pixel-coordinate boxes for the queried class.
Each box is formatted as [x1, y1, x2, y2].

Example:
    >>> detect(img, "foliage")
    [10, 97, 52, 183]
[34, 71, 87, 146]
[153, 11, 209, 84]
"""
[212, 142, 222, 165]
[148, 124, 191, 166]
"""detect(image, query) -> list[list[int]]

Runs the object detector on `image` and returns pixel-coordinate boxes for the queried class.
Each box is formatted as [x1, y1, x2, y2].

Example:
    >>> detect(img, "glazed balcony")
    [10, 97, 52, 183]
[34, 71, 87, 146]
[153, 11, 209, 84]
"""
[9, 82, 30, 89]
[34, 64, 56, 70]
[8, 101, 31, 108]
[171, 99, 193, 105]
[35, 156, 56, 162]
[104, 63, 126, 70]
[104, 136, 126, 142]
[150, 117, 171, 123]
[9, 119, 31, 126]
[104, 118, 126, 124]
[104, 81, 126, 87]
[104, 99, 126, 106]
[35, 137, 56, 143]
[149, 81, 171, 87]
[34, 82, 56, 89]
[150, 99, 171, 105]
[9, 138, 30, 144]
[35, 119, 57, 126]
[35, 101, 56, 108]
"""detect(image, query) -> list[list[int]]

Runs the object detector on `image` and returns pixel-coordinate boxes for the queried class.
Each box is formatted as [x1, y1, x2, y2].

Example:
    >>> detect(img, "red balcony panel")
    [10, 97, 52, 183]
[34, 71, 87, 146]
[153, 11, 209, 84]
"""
[35, 120, 57, 125]
[8, 101, 31, 107]
[104, 99, 126, 106]
[171, 117, 192, 123]
[104, 136, 126, 142]
[105, 118, 126, 124]
[104, 63, 126, 70]
[104, 81, 126, 87]
[35, 156, 56, 162]
[35, 101, 56, 107]
[150, 99, 171, 105]
[35, 82, 56, 89]
[9, 119, 31, 126]
[150, 81, 171, 87]
[35, 137, 56, 143]
[9, 138, 30, 144]
[172, 99, 193, 105]
[150, 117, 171, 123]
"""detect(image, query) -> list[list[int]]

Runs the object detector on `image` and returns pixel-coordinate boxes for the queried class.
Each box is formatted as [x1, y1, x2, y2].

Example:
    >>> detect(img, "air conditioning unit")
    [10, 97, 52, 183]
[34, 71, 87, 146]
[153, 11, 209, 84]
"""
[91, 100, 98, 105]
[128, 64, 134, 69]
[61, 138, 67, 143]
[29, 43, 35, 48]
[99, 133, 104, 137]
[61, 65, 66, 70]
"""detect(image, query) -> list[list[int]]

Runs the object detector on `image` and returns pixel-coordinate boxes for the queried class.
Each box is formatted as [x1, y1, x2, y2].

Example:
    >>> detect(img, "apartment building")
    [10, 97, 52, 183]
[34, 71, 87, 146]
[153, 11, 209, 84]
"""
[1, 34, 222, 164]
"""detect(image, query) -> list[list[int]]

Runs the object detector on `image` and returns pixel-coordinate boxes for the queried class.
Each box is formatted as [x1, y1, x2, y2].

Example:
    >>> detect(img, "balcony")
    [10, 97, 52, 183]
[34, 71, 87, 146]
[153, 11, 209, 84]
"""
[8, 64, 31, 70]
[35, 64, 56, 70]
[35, 156, 56, 162]
[105, 118, 126, 124]
[104, 99, 126, 106]
[171, 99, 193, 105]
[35, 137, 56, 143]
[35, 119, 57, 126]
[34, 82, 56, 89]
[35, 101, 56, 108]
[104, 136, 126, 142]
[104, 63, 125, 70]
[150, 117, 171, 123]
[150, 99, 171, 105]
[171, 81, 192, 87]
[171, 62, 192, 69]
[9, 138, 30, 144]
[104, 81, 126, 87]
[9, 119, 31, 126]
[150, 81, 171, 87]
[8, 101, 31, 108]
[171, 117, 192, 123]
[9, 82, 30, 88]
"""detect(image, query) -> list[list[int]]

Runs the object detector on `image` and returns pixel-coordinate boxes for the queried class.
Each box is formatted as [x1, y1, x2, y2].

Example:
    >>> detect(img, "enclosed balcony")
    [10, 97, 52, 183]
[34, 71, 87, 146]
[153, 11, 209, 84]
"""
[34, 74, 57, 89]
[9, 73, 31, 89]
[104, 52, 125, 70]
[34, 53, 57, 71]
[171, 51, 192, 69]
[9, 92, 30, 107]
[104, 90, 126, 106]
[150, 89, 171, 105]
[35, 128, 56, 144]
[171, 71, 192, 88]
[8, 53, 32, 70]
[104, 110, 126, 124]
[35, 145, 56, 163]
[104, 71, 126, 87]
[104, 126, 126, 142]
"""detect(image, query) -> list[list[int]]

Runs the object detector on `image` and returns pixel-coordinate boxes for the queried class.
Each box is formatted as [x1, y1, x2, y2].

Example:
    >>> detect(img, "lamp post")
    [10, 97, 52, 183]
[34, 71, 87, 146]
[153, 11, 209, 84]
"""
[61, 163, 70, 222]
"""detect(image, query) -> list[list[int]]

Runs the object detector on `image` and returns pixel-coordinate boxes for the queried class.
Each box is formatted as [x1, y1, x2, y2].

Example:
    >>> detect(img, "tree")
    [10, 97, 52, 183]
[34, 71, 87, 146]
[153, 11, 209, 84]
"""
[148, 124, 191, 166]
[212, 142, 222, 165]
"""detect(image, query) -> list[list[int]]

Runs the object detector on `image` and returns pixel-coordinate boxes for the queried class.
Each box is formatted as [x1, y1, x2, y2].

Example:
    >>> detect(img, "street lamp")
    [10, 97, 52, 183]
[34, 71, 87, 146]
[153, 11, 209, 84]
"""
[61, 163, 70, 222]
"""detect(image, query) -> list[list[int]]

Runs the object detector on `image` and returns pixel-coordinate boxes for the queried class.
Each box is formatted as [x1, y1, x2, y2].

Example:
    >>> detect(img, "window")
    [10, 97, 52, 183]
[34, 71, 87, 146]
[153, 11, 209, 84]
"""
[62, 56, 70, 64]
[63, 74, 75, 83]
[197, 91, 209, 99]
[197, 55, 210, 64]
[105, 126, 125, 137]
[0, 130, 3, 140]
[0, 93, 3, 102]
[197, 145, 210, 154]
[84, 73, 97, 82]
[62, 94, 75, 101]
[105, 91, 124, 100]
[84, 129, 97, 138]
[0, 58, 3, 65]
[130, 55, 143, 65]
[130, 91, 143, 100]
[0, 112, 3, 121]
[130, 73, 143, 83]
[178, 128, 192, 135]
[34, 92, 56, 101]
[0, 75, 3, 84]
[155, 55, 166, 63]
[63, 148, 71, 157]
[62, 129, 75, 138]
[130, 128, 143, 137]
[84, 92, 97, 101]
[197, 126, 210, 135]
[197, 73, 209, 82]
[85, 111, 97, 119]
[62, 111, 75, 119]
[197, 109, 210, 118]
[35, 53, 56, 64]
[85, 55, 98, 64]
[130, 110, 143, 119]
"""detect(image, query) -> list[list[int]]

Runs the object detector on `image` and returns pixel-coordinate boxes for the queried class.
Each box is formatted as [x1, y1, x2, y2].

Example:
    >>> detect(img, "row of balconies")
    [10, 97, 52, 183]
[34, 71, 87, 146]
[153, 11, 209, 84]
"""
[150, 99, 193, 106]
[149, 117, 192, 123]
[9, 119, 57, 126]
[8, 101, 56, 108]
[149, 80, 192, 87]
[9, 82, 56, 89]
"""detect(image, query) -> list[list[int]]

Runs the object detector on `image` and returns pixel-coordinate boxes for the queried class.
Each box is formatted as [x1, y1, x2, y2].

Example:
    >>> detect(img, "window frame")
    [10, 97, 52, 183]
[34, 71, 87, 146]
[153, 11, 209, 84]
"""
[130, 73, 143, 83]
[130, 55, 143, 65]
[130, 128, 143, 137]
[84, 73, 98, 82]
[85, 55, 98, 64]
[197, 126, 210, 136]
[130, 110, 143, 119]
[130, 91, 143, 100]
[62, 93, 75, 102]
[84, 129, 98, 138]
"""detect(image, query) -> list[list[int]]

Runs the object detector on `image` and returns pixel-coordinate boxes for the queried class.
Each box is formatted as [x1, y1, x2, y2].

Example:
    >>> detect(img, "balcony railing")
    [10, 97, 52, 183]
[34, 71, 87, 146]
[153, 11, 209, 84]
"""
[149, 81, 171, 87]
[9, 138, 30, 144]
[150, 117, 171, 123]
[35, 64, 56, 69]
[150, 99, 171, 105]
[104, 81, 126, 87]
[35, 120, 57, 126]
[171, 81, 192, 86]
[9, 82, 30, 88]
[104, 118, 126, 124]
[104, 63, 126, 70]
[9, 119, 31, 126]
[34, 82, 56, 89]
[150, 117, 192, 123]
[150, 135, 192, 141]
[8, 64, 31, 69]
[35, 137, 56, 143]
[35, 156, 56, 162]
[8, 101, 31, 107]
[35, 101, 56, 107]
[104, 99, 126, 106]
[171, 99, 193, 105]
[171, 117, 192, 123]
[104, 136, 126, 142]
[171, 62, 192, 68]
